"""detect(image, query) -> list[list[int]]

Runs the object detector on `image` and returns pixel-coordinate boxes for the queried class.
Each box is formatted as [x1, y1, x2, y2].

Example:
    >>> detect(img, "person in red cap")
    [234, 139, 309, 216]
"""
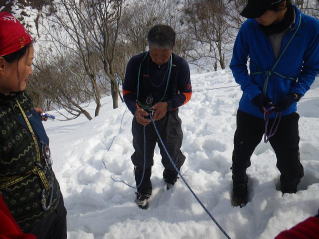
[229, 0, 319, 207]
[0, 12, 66, 239]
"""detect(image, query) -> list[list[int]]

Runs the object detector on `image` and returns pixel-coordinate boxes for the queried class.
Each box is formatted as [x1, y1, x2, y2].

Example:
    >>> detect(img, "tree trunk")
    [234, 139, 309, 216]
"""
[220, 54, 226, 69]
[82, 109, 93, 120]
[92, 79, 101, 117]
[111, 80, 119, 109]
[95, 100, 101, 117]
[69, 98, 93, 120]
[217, 40, 226, 69]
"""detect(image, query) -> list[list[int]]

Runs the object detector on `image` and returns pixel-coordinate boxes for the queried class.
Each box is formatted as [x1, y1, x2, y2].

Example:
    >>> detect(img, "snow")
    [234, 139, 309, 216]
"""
[44, 69, 319, 239]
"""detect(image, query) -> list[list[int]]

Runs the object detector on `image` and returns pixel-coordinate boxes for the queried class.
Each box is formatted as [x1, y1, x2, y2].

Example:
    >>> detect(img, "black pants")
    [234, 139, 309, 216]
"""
[232, 110, 304, 187]
[28, 197, 67, 239]
[131, 110, 186, 194]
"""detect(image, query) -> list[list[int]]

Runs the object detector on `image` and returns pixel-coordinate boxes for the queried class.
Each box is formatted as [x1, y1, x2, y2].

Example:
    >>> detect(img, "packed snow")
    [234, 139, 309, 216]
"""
[44, 69, 319, 239]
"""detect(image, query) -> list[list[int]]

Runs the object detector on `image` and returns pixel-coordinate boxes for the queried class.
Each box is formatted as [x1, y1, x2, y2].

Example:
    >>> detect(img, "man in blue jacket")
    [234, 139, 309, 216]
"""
[123, 25, 192, 209]
[230, 0, 319, 207]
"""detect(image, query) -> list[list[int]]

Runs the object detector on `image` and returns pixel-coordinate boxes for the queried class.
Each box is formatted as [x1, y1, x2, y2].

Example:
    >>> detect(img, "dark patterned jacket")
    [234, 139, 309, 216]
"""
[0, 92, 61, 232]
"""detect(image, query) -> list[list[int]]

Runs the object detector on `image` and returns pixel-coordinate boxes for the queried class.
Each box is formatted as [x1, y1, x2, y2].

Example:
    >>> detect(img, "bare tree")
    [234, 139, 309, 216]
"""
[41, 0, 125, 114]
[120, 0, 192, 60]
[30, 50, 95, 120]
[76, 0, 125, 109]
[183, 0, 233, 70]
[0, 0, 55, 36]
[294, 0, 319, 17]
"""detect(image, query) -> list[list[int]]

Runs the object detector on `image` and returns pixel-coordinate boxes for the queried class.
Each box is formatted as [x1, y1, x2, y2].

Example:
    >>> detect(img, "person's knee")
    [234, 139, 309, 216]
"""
[162, 151, 185, 170]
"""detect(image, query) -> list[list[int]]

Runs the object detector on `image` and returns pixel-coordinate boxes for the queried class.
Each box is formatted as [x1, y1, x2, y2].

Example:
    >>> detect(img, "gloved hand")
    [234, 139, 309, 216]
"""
[275, 93, 301, 112]
[251, 94, 274, 113]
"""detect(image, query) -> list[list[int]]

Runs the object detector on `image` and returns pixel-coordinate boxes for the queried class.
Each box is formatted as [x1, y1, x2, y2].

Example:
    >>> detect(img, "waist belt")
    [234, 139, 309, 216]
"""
[0, 166, 49, 190]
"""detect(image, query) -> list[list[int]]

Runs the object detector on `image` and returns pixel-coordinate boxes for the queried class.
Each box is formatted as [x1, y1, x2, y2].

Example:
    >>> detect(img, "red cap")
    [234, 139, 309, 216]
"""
[0, 12, 32, 57]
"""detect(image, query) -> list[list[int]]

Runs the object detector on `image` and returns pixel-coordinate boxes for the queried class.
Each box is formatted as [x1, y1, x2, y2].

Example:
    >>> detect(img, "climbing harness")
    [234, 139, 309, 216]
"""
[263, 107, 282, 143]
[251, 14, 302, 141]
[251, 13, 302, 95]
[136, 52, 173, 105]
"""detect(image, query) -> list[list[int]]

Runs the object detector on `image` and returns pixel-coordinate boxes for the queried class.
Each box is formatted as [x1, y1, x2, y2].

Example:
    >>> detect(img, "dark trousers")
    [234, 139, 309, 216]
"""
[131, 110, 186, 194]
[28, 197, 67, 239]
[232, 110, 304, 187]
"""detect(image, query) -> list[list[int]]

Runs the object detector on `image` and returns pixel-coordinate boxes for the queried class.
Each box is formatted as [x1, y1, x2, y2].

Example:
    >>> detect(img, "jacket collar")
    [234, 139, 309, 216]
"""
[290, 5, 302, 31]
[0, 91, 23, 105]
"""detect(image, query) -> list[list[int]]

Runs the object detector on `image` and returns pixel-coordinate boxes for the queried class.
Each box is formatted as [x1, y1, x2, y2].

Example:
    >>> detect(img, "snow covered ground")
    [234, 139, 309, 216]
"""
[45, 69, 319, 239]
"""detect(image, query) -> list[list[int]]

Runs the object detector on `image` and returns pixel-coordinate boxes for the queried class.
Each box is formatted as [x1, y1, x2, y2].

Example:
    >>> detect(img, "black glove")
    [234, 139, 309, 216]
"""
[275, 93, 301, 112]
[251, 94, 274, 112]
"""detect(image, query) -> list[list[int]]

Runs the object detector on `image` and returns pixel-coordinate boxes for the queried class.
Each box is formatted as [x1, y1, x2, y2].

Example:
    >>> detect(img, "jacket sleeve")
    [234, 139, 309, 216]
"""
[275, 216, 319, 239]
[167, 59, 192, 110]
[230, 22, 261, 100]
[123, 57, 138, 115]
[291, 25, 319, 96]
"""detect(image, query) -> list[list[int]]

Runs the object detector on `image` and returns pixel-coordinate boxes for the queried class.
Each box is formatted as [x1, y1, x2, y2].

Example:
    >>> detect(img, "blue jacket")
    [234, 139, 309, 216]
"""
[230, 6, 319, 118]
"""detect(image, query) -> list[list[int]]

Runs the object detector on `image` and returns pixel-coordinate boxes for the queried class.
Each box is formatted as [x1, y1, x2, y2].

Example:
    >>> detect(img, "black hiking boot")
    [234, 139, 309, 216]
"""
[279, 182, 298, 194]
[135, 192, 151, 209]
[163, 169, 178, 190]
[231, 183, 248, 208]
[165, 182, 175, 190]
[276, 176, 301, 194]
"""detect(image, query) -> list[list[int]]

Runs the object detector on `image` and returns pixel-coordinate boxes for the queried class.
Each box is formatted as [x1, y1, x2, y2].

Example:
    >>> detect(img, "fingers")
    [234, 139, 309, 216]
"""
[152, 103, 159, 110]
[136, 108, 149, 118]
[153, 110, 161, 120]
[137, 117, 150, 126]
[151, 102, 167, 121]
[136, 102, 167, 123]
[135, 108, 150, 126]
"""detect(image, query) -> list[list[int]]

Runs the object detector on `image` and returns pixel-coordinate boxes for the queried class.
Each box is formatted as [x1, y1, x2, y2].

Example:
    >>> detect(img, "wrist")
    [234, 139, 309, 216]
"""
[166, 101, 173, 111]
[290, 93, 301, 102]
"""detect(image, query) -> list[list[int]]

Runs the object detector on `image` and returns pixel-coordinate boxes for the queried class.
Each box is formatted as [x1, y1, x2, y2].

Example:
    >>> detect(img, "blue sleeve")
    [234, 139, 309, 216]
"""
[167, 59, 192, 110]
[230, 22, 261, 100]
[123, 57, 138, 115]
[30, 109, 49, 145]
[17, 109, 49, 145]
[291, 21, 319, 96]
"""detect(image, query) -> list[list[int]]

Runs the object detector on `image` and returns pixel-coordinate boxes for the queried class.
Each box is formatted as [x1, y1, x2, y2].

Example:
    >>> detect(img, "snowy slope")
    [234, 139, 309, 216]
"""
[45, 69, 319, 239]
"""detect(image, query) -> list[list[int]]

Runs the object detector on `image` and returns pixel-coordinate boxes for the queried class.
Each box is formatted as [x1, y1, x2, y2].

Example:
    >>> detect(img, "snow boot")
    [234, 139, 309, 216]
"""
[231, 182, 248, 207]
[135, 192, 151, 209]
[163, 169, 178, 190]
[165, 182, 175, 190]
[279, 181, 298, 194]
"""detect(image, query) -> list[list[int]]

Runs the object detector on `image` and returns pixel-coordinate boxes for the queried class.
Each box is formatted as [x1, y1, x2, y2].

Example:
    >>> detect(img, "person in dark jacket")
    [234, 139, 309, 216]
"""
[123, 24, 192, 209]
[0, 12, 66, 238]
[229, 0, 319, 207]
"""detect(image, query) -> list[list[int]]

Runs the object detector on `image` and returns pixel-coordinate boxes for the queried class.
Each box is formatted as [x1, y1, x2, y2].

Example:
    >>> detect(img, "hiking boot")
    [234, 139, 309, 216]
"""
[163, 169, 178, 189]
[165, 182, 175, 190]
[231, 183, 248, 207]
[279, 182, 298, 194]
[135, 192, 151, 209]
